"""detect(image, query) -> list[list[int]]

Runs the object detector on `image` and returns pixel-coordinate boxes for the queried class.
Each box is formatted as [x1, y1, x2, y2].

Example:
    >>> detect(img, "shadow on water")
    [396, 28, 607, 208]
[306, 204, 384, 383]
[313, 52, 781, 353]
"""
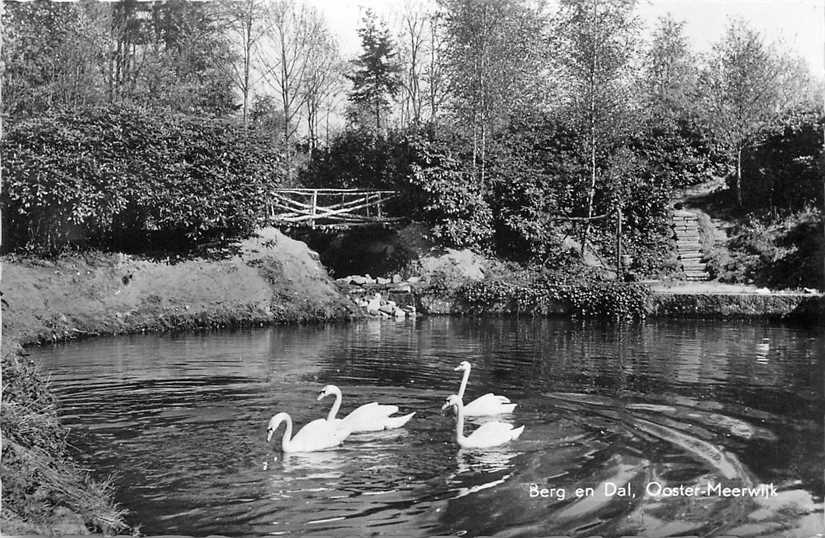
[30, 317, 825, 537]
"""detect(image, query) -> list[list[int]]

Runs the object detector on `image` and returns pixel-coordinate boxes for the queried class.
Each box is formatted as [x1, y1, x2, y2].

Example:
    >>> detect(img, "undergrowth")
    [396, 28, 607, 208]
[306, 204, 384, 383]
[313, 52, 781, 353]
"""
[1, 347, 129, 534]
[455, 271, 651, 320]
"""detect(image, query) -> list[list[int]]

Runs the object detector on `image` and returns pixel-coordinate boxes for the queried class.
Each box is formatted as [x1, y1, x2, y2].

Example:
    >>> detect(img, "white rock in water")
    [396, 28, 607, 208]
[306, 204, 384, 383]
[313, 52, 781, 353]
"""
[350, 275, 368, 285]
[393, 306, 406, 319]
[392, 274, 403, 283]
[376, 277, 390, 285]
[407, 276, 421, 284]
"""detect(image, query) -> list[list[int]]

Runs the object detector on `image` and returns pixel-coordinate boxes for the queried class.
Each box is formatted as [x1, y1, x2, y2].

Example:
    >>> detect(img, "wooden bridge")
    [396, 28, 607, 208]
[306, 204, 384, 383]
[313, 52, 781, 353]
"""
[264, 188, 402, 229]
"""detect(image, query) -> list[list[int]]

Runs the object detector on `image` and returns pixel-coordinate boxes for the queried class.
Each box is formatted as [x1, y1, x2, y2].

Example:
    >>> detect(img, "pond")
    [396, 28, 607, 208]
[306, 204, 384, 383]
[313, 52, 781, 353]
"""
[32, 318, 824, 537]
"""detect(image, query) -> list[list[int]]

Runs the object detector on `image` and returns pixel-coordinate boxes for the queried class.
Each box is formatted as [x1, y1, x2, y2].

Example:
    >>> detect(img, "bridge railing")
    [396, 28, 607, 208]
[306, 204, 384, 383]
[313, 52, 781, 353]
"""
[264, 188, 401, 229]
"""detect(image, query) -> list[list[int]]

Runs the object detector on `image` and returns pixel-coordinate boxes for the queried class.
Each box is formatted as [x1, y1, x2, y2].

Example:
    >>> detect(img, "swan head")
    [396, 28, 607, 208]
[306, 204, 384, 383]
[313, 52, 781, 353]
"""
[317, 384, 340, 401]
[441, 394, 461, 412]
[266, 412, 288, 442]
[454, 361, 471, 372]
[318, 384, 347, 401]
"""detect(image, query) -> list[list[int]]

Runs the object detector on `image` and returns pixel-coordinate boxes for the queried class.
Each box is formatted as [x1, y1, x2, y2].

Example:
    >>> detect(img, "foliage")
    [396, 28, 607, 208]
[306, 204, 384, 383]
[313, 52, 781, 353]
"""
[2, 105, 283, 254]
[740, 110, 824, 211]
[440, 0, 550, 183]
[404, 132, 494, 248]
[709, 208, 824, 289]
[456, 273, 650, 319]
[695, 19, 814, 206]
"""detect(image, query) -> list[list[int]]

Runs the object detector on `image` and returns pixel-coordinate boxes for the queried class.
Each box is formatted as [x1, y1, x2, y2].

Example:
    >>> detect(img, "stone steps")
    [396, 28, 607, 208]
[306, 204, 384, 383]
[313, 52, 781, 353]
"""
[671, 209, 709, 281]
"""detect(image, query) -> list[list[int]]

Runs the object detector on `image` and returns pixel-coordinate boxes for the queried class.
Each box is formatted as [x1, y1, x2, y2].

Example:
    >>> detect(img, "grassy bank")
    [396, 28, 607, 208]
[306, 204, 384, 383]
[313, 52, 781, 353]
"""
[1, 227, 358, 534]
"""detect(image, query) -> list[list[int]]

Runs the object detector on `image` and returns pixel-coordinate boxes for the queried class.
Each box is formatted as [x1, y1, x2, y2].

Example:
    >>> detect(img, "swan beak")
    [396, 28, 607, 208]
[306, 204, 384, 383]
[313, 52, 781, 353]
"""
[440, 401, 450, 412]
[266, 429, 273, 442]
[316, 391, 325, 401]
[453, 366, 463, 371]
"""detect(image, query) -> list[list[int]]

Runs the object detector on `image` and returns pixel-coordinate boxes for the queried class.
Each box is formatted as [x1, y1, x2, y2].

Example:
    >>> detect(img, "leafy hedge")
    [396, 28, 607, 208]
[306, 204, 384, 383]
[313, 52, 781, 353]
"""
[457, 276, 651, 319]
[2, 105, 283, 254]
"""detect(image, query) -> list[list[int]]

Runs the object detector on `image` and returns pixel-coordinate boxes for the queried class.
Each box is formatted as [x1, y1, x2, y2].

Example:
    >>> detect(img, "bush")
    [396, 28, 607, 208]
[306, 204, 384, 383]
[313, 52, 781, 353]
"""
[710, 208, 824, 289]
[457, 272, 650, 320]
[2, 105, 284, 254]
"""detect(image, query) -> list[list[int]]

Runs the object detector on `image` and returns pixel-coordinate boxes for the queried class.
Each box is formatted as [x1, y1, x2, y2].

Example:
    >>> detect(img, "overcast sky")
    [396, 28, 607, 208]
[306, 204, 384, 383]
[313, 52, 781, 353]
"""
[306, 0, 825, 77]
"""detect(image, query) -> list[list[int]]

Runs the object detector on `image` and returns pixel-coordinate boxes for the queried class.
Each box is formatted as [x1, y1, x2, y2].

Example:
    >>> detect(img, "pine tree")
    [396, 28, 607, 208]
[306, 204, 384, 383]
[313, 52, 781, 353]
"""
[347, 10, 401, 132]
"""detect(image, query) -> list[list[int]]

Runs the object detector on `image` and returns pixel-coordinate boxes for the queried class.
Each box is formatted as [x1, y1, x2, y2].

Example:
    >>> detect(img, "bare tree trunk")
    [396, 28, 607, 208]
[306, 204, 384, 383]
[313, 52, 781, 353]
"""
[581, 0, 599, 256]
[735, 146, 743, 207]
[242, 12, 252, 126]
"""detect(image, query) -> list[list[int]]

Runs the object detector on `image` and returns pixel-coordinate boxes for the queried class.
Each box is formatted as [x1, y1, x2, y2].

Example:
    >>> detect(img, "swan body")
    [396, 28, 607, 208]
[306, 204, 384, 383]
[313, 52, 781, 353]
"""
[455, 361, 516, 416]
[442, 394, 524, 449]
[318, 384, 415, 433]
[266, 412, 351, 453]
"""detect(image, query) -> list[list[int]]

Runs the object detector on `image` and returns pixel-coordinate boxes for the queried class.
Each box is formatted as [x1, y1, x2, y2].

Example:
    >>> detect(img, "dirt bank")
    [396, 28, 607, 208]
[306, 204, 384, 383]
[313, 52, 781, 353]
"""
[2, 227, 357, 348]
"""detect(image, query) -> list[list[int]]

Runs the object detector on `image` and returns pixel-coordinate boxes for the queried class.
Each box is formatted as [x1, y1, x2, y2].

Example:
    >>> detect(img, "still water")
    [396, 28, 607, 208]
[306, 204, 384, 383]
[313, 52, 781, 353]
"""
[33, 318, 824, 537]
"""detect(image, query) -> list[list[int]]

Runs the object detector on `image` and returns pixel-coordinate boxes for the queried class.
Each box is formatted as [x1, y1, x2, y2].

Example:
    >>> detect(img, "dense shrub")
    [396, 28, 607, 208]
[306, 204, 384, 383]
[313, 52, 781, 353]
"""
[740, 111, 824, 212]
[457, 272, 650, 320]
[2, 105, 283, 254]
[709, 208, 824, 289]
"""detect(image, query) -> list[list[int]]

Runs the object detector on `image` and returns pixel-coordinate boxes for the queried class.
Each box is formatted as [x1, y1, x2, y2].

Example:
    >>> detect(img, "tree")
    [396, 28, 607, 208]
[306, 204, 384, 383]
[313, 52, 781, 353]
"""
[642, 14, 696, 124]
[397, 4, 427, 126]
[300, 27, 342, 151]
[257, 0, 329, 178]
[347, 9, 402, 132]
[552, 0, 640, 255]
[220, 0, 271, 125]
[697, 19, 811, 207]
[2, 0, 108, 117]
[440, 0, 548, 189]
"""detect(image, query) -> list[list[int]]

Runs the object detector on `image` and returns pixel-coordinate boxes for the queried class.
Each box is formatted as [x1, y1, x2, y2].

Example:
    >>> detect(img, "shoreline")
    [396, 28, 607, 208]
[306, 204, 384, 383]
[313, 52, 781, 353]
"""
[3, 235, 822, 535]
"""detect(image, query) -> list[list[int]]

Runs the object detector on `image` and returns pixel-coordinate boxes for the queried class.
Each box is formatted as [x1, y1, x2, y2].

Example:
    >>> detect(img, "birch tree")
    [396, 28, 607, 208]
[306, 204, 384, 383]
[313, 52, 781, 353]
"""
[553, 0, 639, 254]
[697, 19, 810, 207]
[441, 0, 548, 189]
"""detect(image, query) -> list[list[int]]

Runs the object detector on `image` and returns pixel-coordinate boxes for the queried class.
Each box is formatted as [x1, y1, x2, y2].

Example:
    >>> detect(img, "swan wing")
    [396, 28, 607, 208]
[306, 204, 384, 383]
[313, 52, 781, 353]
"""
[343, 403, 409, 432]
[464, 393, 517, 416]
[288, 418, 349, 452]
[462, 421, 524, 449]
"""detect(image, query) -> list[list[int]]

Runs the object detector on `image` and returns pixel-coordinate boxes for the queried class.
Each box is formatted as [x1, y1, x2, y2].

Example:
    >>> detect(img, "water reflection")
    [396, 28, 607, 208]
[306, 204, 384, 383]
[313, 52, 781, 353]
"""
[30, 317, 824, 537]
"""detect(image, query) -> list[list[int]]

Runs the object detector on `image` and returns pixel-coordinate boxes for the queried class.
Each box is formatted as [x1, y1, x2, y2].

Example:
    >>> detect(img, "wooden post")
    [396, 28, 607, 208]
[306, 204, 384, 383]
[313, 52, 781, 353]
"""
[377, 192, 383, 220]
[311, 190, 318, 229]
[615, 206, 623, 281]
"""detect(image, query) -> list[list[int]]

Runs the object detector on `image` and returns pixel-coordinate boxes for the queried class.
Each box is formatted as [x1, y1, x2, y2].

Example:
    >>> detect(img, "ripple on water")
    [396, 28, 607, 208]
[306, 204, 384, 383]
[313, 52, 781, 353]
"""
[29, 318, 825, 537]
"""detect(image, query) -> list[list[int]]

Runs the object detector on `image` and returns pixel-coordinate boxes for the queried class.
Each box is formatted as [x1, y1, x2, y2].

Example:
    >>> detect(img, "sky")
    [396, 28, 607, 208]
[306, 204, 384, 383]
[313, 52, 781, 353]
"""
[306, 0, 825, 77]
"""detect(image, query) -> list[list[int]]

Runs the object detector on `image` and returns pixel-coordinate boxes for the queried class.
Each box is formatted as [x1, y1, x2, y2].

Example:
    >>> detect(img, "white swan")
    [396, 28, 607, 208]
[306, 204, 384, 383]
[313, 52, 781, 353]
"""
[454, 361, 516, 416]
[317, 384, 415, 432]
[441, 394, 524, 449]
[266, 412, 351, 453]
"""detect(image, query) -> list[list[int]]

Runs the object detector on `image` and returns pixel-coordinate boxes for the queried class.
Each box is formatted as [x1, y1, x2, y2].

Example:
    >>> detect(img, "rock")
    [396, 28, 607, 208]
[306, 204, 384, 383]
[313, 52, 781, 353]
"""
[366, 293, 382, 315]
[51, 506, 90, 536]
[393, 306, 406, 319]
[406, 276, 421, 284]
[363, 275, 376, 285]
[392, 274, 403, 283]
[349, 275, 368, 285]
[376, 277, 390, 285]
[393, 284, 412, 293]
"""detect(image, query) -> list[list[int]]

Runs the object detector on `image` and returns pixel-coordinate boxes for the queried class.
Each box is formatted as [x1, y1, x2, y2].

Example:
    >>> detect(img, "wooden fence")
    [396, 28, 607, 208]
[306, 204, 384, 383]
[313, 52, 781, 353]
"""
[264, 188, 401, 229]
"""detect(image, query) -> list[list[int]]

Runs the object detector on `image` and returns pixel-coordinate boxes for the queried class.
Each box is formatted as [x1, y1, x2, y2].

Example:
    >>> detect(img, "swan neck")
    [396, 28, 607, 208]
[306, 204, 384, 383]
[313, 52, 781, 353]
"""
[281, 414, 293, 452]
[458, 366, 470, 400]
[327, 387, 342, 421]
[454, 400, 466, 443]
